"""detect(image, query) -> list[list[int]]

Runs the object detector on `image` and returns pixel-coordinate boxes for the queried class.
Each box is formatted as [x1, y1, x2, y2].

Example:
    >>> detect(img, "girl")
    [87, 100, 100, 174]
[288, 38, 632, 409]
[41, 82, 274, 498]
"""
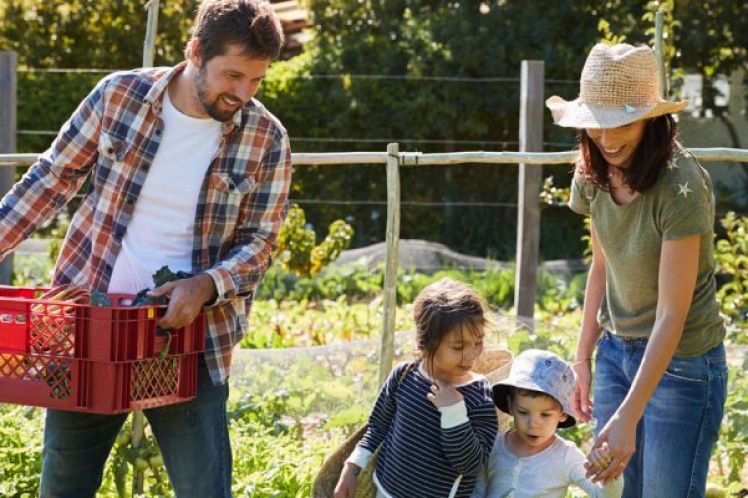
[546, 43, 728, 497]
[334, 278, 498, 498]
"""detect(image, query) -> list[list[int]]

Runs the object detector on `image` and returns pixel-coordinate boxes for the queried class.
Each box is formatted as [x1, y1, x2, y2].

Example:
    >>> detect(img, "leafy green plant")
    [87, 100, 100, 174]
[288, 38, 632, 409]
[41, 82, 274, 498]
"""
[0, 406, 43, 496]
[106, 420, 169, 497]
[11, 253, 53, 287]
[713, 366, 748, 491]
[276, 204, 354, 278]
[714, 212, 748, 344]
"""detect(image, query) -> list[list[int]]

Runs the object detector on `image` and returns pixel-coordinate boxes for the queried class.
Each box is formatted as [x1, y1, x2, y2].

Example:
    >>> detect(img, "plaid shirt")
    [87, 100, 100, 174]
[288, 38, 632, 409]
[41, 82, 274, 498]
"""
[0, 63, 291, 384]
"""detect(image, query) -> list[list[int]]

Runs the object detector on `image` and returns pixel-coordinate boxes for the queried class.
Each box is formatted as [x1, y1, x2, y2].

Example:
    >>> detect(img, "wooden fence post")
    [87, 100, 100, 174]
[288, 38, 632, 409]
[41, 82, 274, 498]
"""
[378, 143, 401, 386]
[514, 60, 544, 329]
[131, 2, 161, 494]
[0, 52, 17, 285]
[655, 10, 667, 98]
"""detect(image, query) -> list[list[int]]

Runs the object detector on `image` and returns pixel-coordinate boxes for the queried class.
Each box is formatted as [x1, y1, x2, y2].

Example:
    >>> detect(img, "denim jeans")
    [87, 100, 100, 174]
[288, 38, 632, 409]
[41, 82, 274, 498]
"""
[39, 355, 232, 498]
[593, 331, 728, 498]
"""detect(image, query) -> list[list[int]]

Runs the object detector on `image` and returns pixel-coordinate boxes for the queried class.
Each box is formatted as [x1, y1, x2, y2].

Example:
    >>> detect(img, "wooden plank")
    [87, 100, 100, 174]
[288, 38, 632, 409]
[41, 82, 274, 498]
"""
[3, 148, 748, 168]
[514, 60, 544, 329]
[0, 52, 17, 285]
[399, 150, 574, 165]
[133, 3, 160, 493]
[655, 10, 667, 98]
[271, 0, 299, 12]
[378, 143, 401, 386]
[142, 0, 160, 68]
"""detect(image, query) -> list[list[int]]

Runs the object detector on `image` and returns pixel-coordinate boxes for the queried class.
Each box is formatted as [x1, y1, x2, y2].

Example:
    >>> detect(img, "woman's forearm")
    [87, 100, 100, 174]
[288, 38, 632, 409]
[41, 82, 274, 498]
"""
[618, 236, 699, 421]
[618, 315, 683, 420]
[577, 238, 606, 362]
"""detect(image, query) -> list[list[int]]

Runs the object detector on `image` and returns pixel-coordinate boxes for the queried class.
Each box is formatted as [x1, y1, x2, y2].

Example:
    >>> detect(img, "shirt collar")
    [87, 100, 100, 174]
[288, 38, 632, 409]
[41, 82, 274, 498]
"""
[144, 62, 242, 135]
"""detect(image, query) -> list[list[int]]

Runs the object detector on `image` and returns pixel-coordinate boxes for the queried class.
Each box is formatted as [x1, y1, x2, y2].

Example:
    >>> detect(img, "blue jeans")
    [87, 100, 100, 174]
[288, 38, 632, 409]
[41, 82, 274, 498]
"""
[593, 331, 727, 498]
[39, 355, 232, 498]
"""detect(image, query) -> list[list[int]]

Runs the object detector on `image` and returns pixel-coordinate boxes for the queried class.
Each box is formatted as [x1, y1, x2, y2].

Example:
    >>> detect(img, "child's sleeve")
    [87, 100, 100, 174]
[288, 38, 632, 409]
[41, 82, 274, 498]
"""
[346, 363, 408, 469]
[439, 380, 498, 476]
[565, 444, 623, 498]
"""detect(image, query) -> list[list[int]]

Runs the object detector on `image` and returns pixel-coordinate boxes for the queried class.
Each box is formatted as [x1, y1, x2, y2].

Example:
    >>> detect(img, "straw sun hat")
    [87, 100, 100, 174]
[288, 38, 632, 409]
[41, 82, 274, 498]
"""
[546, 42, 688, 129]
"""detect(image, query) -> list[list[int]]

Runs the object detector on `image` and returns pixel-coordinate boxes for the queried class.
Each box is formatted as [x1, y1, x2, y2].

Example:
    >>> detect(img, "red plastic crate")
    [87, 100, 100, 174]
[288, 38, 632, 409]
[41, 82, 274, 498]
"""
[0, 351, 198, 414]
[0, 286, 205, 361]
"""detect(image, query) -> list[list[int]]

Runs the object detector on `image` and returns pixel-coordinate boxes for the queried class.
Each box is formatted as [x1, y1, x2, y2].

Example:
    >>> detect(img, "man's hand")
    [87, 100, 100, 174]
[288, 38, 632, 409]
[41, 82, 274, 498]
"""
[426, 380, 464, 409]
[148, 274, 216, 329]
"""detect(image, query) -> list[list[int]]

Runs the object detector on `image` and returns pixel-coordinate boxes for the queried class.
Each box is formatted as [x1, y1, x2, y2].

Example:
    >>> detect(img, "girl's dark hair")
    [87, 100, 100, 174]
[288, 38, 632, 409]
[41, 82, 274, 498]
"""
[577, 114, 677, 193]
[191, 0, 285, 62]
[413, 278, 488, 373]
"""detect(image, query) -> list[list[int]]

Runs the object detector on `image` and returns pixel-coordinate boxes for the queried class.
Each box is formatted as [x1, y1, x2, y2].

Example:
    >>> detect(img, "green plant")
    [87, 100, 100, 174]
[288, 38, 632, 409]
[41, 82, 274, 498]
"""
[276, 204, 354, 278]
[0, 406, 43, 496]
[714, 366, 748, 490]
[714, 212, 748, 344]
[106, 420, 170, 497]
[11, 253, 53, 287]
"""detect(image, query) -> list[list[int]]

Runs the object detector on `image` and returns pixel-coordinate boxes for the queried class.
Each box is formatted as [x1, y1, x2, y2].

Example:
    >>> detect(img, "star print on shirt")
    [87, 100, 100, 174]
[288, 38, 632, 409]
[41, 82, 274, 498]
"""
[677, 182, 692, 198]
[666, 161, 679, 170]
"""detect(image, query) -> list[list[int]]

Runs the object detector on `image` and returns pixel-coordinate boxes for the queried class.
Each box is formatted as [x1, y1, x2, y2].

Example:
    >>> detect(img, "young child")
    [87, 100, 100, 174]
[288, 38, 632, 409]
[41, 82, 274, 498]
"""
[470, 349, 623, 498]
[334, 278, 499, 498]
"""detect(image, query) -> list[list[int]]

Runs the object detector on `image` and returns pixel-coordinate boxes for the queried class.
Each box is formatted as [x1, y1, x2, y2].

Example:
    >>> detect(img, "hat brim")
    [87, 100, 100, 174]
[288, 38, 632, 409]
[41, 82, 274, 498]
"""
[546, 95, 688, 129]
[492, 381, 576, 428]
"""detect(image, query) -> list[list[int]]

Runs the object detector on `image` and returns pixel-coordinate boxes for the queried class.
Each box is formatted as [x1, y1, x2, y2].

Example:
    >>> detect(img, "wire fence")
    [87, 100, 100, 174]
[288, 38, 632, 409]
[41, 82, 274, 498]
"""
[14, 130, 576, 150]
[16, 67, 579, 85]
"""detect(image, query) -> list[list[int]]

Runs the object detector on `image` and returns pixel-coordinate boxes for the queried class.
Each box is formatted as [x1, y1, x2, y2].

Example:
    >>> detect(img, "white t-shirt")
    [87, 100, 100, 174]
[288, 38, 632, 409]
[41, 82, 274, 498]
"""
[108, 90, 222, 294]
[470, 432, 623, 498]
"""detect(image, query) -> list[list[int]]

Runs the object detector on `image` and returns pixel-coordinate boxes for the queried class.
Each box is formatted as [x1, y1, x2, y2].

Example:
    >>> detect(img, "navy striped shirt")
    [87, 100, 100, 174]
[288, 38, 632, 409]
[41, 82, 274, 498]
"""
[352, 362, 498, 498]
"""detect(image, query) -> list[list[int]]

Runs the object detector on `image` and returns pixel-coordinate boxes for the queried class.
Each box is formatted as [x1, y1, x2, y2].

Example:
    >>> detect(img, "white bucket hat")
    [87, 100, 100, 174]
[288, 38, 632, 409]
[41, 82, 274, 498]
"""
[492, 349, 577, 428]
[546, 42, 688, 129]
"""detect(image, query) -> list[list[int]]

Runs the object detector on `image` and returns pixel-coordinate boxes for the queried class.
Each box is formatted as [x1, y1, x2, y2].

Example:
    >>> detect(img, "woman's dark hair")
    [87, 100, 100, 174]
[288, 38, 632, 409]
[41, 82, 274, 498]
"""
[191, 0, 285, 62]
[413, 278, 488, 374]
[577, 114, 677, 193]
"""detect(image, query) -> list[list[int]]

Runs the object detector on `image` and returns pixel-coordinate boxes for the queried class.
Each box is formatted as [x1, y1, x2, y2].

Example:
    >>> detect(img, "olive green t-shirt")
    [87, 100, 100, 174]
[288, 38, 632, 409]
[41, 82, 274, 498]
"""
[569, 148, 725, 356]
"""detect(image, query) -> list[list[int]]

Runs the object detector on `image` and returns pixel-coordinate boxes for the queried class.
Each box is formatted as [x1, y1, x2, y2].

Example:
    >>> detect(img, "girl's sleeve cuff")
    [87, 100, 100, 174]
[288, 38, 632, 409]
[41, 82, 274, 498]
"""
[346, 446, 373, 470]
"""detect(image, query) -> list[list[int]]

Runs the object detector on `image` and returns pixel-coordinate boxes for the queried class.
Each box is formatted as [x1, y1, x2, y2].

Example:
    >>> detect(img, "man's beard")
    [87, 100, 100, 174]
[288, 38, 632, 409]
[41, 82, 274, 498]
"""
[195, 66, 240, 122]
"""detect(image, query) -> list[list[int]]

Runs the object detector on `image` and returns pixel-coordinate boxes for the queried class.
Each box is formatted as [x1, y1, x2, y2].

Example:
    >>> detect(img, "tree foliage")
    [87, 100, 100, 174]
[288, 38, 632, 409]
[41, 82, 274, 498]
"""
[2, 0, 747, 258]
[0, 0, 197, 69]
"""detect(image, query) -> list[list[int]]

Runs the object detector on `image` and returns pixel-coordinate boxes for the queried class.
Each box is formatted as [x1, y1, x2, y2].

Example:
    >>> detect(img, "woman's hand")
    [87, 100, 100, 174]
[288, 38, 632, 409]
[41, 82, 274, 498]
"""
[427, 381, 463, 408]
[334, 463, 360, 498]
[571, 359, 594, 422]
[587, 410, 638, 483]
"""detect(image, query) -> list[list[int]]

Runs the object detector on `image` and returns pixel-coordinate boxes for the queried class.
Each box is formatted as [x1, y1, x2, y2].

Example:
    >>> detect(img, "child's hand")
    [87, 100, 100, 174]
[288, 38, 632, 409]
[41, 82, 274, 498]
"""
[426, 380, 464, 408]
[585, 441, 612, 474]
[333, 463, 360, 498]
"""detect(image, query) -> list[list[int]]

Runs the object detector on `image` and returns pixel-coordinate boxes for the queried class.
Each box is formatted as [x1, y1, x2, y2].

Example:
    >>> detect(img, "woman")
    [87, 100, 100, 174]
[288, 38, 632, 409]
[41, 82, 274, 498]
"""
[546, 43, 728, 497]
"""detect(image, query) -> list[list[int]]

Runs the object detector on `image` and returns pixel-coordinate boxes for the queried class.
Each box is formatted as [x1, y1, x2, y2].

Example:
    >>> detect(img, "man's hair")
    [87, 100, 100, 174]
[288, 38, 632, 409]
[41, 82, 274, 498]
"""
[576, 114, 677, 193]
[191, 0, 285, 62]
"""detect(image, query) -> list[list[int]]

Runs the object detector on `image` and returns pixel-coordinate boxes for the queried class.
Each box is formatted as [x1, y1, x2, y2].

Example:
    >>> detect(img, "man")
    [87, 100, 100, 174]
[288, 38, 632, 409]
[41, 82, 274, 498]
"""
[0, 1, 290, 496]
